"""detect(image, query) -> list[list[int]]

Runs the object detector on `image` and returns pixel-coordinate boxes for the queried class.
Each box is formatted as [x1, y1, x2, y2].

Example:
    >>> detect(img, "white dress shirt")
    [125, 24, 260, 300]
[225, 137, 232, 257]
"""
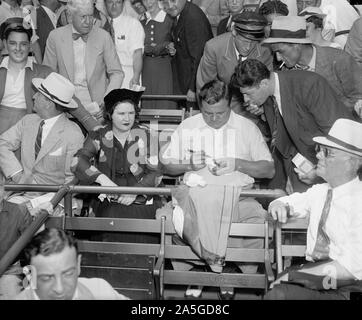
[41, 114, 62, 144]
[112, 11, 145, 88]
[162, 111, 273, 186]
[72, 26, 92, 108]
[273, 177, 362, 280]
[0, 57, 33, 109]
[273, 72, 282, 116]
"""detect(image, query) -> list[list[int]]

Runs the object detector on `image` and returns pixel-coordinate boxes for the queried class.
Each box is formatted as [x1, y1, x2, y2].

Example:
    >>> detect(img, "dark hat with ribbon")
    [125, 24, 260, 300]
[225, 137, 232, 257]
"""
[263, 16, 312, 44]
[231, 11, 268, 41]
[104, 88, 145, 114]
[0, 17, 33, 40]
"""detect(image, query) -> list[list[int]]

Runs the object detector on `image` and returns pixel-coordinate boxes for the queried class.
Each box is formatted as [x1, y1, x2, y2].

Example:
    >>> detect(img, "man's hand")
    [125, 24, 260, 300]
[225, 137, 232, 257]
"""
[268, 200, 291, 223]
[166, 42, 176, 56]
[190, 150, 207, 171]
[186, 89, 196, 102]
[294, 167, 318, 185]
[354, 99, 362, 118]
[246, 104, 264, 116]
[117, 194, 137, 206]
[129, 77, 140, 89]
[30, 201, 54, 217]
[213, 158, 236, 176]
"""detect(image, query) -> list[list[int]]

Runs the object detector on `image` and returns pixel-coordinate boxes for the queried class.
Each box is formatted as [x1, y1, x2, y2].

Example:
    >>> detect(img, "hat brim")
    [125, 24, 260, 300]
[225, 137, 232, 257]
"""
[301, 13, 327, 19]
[32, 78, 78, 109]
[263, 37, 312, 44]
[313, 136, 362, 157]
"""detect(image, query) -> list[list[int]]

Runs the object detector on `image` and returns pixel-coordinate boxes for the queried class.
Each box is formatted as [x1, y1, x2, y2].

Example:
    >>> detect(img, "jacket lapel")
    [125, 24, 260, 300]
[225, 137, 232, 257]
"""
[24, 68, 34, 114]
[0, 68, 6, 102]
[34, 114, 66, 164]
[223, 34, 236, 62]
[61, 25, 75, 82]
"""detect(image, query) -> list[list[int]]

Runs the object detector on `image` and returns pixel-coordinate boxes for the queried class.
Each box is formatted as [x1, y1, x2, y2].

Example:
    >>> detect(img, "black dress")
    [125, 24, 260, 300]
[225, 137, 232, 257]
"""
[73, 125, 162, 243]
[141, 10, 177, 109]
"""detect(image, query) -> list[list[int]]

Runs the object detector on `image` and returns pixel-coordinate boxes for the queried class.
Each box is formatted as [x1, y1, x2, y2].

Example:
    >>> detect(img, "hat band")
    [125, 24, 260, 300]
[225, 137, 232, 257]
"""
[326, 135, 362, 153]
[40, 84, 71, 105]
[269, 29, 307, 39]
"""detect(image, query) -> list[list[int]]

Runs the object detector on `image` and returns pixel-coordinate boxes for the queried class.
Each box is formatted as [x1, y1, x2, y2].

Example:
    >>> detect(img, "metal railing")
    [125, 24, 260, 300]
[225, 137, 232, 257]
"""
[0, 182, 286, 277]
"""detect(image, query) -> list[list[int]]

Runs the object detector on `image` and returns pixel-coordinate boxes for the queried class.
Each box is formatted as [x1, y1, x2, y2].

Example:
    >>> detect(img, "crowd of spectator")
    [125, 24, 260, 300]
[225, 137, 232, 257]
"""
[0, 0, 362, 300]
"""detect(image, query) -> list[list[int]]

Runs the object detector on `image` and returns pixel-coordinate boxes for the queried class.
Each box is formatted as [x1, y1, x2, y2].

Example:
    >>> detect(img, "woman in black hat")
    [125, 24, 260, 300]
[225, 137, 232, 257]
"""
[71, 88, 162, 243]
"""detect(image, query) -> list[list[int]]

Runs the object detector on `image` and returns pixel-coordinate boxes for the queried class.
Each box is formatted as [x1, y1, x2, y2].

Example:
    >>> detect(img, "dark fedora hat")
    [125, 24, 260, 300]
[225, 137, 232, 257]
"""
[232, 11, 268, 41]
[104, 88, 145, 113]
[0, 17, 33, 40]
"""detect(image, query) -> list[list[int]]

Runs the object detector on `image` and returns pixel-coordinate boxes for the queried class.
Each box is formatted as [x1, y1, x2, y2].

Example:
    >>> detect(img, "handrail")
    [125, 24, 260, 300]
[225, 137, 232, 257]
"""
[141, 95, 187, 101]
[0, 183, 286, 277]
[0, 181, 75, 277]
[5, 184, 286, 199]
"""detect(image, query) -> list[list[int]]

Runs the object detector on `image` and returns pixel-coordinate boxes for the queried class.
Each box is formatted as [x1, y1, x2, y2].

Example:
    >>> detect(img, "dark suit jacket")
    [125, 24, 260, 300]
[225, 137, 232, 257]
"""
[314, 45, 362, 111]
[171, 1, 213, 94]
[0, 63, 52, 114]
[217, 16, 229, 35]
[36, 6, 55, 58]
[264, 70, 355, 191]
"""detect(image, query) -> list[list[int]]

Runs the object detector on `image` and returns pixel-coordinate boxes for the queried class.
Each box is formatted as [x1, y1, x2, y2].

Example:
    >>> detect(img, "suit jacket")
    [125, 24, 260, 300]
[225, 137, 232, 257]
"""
[43, 25, 124, 105]
[345, 17, 362, 67]
[314, 45, 362, 111]
[196, 32, 273, 92]
[36, 6, 55, 59]
[0, 113, 84, 187]
[171, 1, 213, 94]
[264, 71, 355, 192]
[0, 63, 52, 114]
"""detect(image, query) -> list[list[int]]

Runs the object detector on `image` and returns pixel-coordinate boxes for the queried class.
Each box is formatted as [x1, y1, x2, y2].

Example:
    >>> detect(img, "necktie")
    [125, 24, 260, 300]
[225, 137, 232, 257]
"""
[238, 54, 244, 63]
[34, 120, 45, 160]
[311, 189, 333, 261]
[109, 18, 115, 43]
[270, 95, 281, 152]
[72, 33, 88, 42]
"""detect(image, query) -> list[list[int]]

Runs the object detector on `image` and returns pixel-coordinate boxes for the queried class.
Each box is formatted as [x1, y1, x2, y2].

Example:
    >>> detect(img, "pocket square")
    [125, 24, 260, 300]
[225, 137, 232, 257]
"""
[49, 147, 63, 156]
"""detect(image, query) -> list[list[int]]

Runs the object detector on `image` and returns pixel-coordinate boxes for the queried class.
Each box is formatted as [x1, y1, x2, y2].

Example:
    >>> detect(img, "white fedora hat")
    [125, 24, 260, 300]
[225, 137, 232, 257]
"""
[299, 6, 326, 19]
[263, 16, 312, 44]
[32, 72, 78, 109]
[313, 119, 362, 157]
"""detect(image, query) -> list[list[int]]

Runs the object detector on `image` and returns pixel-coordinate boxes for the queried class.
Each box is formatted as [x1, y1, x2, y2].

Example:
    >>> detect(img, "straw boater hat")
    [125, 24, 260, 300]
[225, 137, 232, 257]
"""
[313, 119, 362, 157]
[231, 11, 268, 41]
[263, 16, 312, 44]
[32, 72, 78, 109]
[299, 6, 327, 19]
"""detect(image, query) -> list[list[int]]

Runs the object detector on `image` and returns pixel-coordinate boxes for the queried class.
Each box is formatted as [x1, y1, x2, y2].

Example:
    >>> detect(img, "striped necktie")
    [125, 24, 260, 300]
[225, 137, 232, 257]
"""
[110, 18, 115, 43]
[311, 188, 333, 261]
[270, 95, 281, 152]
[34, 120, 45, 159]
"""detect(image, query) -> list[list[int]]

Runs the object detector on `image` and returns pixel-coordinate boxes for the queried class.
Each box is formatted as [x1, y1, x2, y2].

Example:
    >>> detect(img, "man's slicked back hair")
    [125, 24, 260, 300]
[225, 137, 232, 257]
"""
[24, 228, 78, 265]
[230, 59, 271, 89]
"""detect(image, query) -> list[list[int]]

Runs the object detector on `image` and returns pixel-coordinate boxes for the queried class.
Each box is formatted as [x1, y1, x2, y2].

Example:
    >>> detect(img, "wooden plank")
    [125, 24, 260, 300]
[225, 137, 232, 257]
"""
[229, 223, 265, 237]
[281, 245, 306, 257]
[282, 219, 309, 229]
[78, 241, 161, 256]
[81, 252, 154, 269]
[164, 271, 266, 289]
[81, 267, 153, 290]
[117, 288, 153, 300]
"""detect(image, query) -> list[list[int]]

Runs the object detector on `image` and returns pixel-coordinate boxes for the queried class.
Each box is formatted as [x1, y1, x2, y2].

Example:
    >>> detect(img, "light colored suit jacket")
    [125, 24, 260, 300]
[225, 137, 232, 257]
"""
[0, 113, 84, 187]
[43, 25, 124, 105]
[196, 32, 273, 92]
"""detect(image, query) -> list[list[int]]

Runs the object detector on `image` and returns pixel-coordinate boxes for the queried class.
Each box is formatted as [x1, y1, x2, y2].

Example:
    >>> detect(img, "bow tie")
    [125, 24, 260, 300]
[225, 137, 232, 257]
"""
[72, 33, 88, 42]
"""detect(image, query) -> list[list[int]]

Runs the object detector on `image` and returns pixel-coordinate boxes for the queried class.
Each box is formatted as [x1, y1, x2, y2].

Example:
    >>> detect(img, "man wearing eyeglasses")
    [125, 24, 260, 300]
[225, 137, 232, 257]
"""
[266, 118, 362, 300]
[230, 59, 356, 193]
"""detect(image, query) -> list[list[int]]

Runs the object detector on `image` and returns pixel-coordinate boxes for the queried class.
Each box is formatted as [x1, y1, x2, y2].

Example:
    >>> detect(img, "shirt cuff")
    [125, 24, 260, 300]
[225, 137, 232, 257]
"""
[9, 169, 23, 179]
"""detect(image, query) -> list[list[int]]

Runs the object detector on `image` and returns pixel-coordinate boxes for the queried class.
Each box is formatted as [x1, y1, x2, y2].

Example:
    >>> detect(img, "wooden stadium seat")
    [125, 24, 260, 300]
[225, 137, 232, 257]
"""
[275, 218, 308, 274]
